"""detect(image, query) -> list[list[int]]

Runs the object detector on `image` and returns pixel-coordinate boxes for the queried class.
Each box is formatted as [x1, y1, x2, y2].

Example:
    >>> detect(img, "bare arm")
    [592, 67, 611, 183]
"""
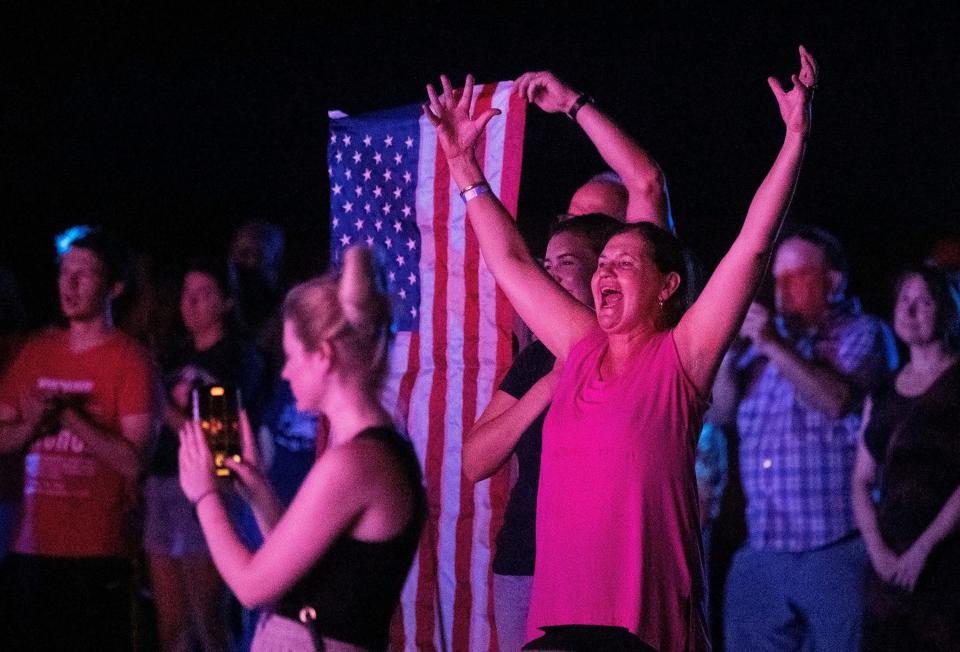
[514, 71, 670, 228]
[0, 395, 45, 453]
[224, 411, 285, 536]
[675, 46, 818, 394]
[740, 303, 859, 418]
[62, 409, 152, 479]
[850, 398, 898, 581]
[424, 75, 596, 361]
[765, 338, 856, 417]
[180, 421, 369, 608]
[463, 368, 558, 482]
[0, 422, 35, 453]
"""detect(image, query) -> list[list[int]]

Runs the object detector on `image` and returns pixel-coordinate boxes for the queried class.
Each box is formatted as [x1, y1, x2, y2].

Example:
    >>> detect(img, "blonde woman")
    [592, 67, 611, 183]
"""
[179, 247, 425, 652]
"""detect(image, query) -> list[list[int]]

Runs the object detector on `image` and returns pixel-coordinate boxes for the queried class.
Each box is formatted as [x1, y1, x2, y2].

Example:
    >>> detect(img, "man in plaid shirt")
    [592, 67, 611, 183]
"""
[722, 227, 897, 651]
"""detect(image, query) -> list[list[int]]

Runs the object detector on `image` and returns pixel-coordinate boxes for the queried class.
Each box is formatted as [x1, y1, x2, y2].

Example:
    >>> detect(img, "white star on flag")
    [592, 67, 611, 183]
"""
[342, 201, 353, 213]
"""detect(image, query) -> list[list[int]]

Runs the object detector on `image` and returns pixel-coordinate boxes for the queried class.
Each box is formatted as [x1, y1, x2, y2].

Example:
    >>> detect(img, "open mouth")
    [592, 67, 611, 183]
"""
[599, 287, 622, 308]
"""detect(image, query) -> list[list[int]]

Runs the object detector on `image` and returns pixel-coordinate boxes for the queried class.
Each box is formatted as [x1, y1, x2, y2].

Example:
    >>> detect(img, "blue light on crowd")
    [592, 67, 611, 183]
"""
[54, 225, 92, 258]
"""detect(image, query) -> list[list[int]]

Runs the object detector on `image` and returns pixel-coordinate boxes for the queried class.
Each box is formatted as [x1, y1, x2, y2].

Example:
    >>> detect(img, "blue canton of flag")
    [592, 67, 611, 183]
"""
[327, 105, 422, 332]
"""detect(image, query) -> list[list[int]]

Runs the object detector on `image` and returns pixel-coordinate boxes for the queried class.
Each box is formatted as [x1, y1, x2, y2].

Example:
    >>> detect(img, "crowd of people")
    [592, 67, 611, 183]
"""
[0, 45, 958, 652]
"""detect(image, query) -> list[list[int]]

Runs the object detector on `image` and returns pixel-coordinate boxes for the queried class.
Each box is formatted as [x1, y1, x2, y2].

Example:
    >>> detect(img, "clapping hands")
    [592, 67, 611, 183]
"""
[768, 45, 818, 134]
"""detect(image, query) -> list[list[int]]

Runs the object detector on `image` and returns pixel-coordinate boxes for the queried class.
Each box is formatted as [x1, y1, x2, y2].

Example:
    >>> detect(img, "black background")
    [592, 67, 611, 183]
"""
[3, 2, 959, 324]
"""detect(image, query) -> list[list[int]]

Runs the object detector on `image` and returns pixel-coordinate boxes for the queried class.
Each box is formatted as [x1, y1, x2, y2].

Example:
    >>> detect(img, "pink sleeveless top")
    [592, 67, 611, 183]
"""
[526, 329, 710, 652]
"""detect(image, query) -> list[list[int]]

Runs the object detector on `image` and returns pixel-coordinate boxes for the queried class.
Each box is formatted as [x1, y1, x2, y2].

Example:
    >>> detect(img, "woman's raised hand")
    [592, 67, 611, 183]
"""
[768, 45, 818, 135]
[514, 71, 579, 114]
[424, 74, 501, 162]
[178, 421, 217, 504]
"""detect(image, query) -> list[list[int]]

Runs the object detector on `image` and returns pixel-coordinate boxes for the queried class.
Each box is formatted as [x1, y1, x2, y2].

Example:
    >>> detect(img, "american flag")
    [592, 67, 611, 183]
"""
[328, 81, 527, 651]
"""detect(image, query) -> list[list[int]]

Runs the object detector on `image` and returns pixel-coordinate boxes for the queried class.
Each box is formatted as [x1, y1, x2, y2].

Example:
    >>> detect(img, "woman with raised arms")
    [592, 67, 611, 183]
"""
[424, 47, 817, 651]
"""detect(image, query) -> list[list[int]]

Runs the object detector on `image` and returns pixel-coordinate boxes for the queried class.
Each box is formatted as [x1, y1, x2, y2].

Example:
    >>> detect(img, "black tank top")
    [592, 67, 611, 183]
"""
[275, 426, 426, 650]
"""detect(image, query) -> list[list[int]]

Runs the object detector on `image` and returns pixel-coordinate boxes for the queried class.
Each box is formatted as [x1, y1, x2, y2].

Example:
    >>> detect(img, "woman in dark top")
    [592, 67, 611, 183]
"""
[852, 264, 960, 651]
[146, 258, 263, 652]
[179, 246, 425, 652]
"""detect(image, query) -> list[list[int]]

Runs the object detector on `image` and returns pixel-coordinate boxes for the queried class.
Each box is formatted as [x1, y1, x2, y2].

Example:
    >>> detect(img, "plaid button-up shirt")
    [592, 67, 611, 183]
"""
[737, 299, 897, 551]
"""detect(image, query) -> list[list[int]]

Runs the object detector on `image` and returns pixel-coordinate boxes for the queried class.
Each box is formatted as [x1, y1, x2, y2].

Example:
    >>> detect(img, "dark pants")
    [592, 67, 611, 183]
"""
[0, 553, 135, 652]
[861, 567, 960, 652]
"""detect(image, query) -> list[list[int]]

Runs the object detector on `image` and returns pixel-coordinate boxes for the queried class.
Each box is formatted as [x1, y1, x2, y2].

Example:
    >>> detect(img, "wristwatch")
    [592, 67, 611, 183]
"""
[567, 93, 595, 121]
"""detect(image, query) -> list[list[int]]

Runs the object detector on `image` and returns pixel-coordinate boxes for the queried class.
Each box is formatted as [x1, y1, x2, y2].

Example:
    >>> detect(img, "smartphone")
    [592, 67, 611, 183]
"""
[192, 384, 242, 477]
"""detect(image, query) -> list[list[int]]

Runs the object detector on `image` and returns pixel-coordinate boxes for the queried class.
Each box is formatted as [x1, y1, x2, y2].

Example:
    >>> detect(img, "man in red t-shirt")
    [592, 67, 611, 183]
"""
[0, 227, 158, 652]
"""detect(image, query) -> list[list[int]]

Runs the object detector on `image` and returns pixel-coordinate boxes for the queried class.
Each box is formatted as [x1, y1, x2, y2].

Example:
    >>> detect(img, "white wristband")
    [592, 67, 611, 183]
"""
[460, 183, 491, 203]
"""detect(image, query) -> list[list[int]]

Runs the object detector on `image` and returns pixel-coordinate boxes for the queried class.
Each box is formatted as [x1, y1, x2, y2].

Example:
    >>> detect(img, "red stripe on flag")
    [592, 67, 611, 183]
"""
[395, 332, 421, 437]
[416, 139, 452, 651]
[486, 88, 528, 652]
[392, 332, 420, 652]
[498, 92, 527, 216]
[450, 81, 498, 651]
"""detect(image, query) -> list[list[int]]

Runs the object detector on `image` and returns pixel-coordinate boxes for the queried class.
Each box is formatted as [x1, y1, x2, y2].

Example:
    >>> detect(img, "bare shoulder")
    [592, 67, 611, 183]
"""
[314, 431, 413, 488]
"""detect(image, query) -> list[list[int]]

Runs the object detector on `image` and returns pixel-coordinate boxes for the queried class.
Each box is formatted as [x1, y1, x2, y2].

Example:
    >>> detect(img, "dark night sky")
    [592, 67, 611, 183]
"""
[3, 3, 959, 325]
